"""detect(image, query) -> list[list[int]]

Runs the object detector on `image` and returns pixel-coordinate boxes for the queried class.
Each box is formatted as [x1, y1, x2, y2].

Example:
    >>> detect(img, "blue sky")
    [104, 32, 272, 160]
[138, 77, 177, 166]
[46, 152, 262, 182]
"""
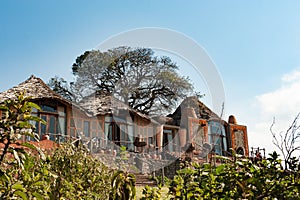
[1, 1, 300, 153]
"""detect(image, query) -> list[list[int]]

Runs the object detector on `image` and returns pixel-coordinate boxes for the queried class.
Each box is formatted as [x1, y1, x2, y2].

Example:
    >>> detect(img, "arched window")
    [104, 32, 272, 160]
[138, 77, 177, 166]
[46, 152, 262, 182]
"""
[208, 121, 228, 156]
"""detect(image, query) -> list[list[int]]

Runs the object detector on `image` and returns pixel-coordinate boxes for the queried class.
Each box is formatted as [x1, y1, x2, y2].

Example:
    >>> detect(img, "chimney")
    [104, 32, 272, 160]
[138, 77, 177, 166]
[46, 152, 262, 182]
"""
[228, 115, 237, 124]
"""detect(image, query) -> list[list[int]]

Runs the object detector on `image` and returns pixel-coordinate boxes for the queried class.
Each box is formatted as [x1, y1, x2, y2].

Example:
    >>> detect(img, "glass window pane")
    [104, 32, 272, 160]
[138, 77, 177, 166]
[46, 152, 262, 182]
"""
[58, 117, 66, 135]
[31, 108, 38, 113]
[35, 120, 39, 138]
[105, 116, 112, 122]
[105, 123, 112, 141]
[76, 119, 82, 128]
[168, 134, 173, 152]
[127, 125, 134, 151]
[92, 121, 97, 129]
[70, 129, 75, 137]
[84, 121, 90, 137]
[57, 106, 66, 117]
[92, 132, 97, 137]
[208, 121, 227, 155]
[120, 124, 126, 140]
[49, 116, 56, 134]
[41, 115, 47, 136]
[223, 137, 228, 153]
[148, 137, 153, 145]
[41, 105, 57, 112]
[70, 118, 75, 127]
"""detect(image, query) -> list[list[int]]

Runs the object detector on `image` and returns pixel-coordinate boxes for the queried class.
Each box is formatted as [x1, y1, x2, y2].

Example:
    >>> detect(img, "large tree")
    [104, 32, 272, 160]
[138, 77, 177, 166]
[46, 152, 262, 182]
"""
[51, 47, 194, 115]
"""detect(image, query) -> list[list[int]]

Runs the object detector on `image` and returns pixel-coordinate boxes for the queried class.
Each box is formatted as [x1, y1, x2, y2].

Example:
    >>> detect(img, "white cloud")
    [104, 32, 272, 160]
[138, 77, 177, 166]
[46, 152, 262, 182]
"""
[248, 68, 300, 156]
[281, 67, 300, 83]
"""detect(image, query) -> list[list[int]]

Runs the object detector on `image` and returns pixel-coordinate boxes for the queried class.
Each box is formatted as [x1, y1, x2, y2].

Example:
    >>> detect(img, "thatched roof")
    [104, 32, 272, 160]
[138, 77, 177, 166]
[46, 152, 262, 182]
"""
[0, 75, 86, 114]
[168, 96, 220, 126]
[78, 91, 152, 121]
[0, 75, 72, 104]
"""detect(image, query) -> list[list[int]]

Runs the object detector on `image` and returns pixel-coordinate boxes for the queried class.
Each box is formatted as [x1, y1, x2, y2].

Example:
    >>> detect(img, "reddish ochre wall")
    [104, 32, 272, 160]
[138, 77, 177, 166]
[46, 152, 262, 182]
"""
[229, 124, 249, 156]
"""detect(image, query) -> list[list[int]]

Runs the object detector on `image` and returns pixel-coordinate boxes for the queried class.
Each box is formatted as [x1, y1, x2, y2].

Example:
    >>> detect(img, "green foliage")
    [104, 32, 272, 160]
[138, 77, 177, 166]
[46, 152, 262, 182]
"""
[49, 142, 112, 199]
[0, 92, 46, 166]
[0, 93, 113, 199]
[109, 170, 136, 200]
[152, 175, 170, 187]
[141, 185, 162, 200]
[115, 145, 129, 170]
[0, 92, 49, 199]
[0, 142, 113, 199]
[168, 152, 300, 199]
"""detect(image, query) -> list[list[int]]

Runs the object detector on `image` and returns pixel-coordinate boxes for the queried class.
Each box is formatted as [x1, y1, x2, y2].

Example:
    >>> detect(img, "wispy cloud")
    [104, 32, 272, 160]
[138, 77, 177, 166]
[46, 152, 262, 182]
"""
[281, 67, 300, 83]
[250, 68, 300, 154]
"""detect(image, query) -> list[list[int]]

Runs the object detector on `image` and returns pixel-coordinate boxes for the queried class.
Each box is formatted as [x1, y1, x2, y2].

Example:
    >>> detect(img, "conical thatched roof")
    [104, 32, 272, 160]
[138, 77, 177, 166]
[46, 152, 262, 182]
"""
[0, 75, 88, 114]
[168, 96, 220, 126]
[0, 75, 71, 104]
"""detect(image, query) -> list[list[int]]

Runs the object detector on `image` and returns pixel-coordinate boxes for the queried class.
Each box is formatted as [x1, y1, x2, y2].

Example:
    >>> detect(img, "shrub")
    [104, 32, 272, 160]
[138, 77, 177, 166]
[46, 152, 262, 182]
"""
[0, 93, 113, 199]
[168, 152, 300, 199]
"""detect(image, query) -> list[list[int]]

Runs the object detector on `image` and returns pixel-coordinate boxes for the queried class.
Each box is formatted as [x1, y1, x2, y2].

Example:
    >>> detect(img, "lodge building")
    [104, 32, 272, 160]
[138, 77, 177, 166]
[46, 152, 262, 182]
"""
[0, 75, 249, 162]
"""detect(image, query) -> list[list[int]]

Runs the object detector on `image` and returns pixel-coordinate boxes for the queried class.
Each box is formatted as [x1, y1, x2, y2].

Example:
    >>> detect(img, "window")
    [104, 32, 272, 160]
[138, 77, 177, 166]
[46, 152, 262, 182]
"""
[25, 110, 38, 141]
[57, 106, 66, 135]
[70, 129, 76, 137]
[84, 121, 90, 137]
[40, 105, 57, 113]
[104, 115, 135, 150]
[39, 114, 57, 140]
[76, 118, 82, 129]
[31, 103, 67, 141]
[127, 125, 134, 151]
[163, 128, 179, 152]
[208, 121, 228, 156]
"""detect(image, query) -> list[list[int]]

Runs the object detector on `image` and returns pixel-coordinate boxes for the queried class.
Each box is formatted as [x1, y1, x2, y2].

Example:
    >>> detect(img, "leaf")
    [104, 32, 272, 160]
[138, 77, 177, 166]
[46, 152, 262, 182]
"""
[21, 142, 38, 150]
[49, 171, 58, 179]
[215, 164, 226, 174]
[14, 190, 28, 200]
[28, 116, 46, 124]
[13, 150, 21, 167]
[12, 183, 25, 191]
[0, 105, 8, 111]
[27, 102, 41, 111]
[33, 181, 45, 187]
[17, 121, 30, 128]
[22, 132, 38, 140]
[33, 192, 44, 200]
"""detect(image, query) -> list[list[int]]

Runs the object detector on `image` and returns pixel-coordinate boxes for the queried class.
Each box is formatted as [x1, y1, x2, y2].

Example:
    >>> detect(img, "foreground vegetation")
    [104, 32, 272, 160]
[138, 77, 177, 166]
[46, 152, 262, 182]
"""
[0, 93, 136, 199]
[163, 153, 299, 199]
[1, 93, 299, 199]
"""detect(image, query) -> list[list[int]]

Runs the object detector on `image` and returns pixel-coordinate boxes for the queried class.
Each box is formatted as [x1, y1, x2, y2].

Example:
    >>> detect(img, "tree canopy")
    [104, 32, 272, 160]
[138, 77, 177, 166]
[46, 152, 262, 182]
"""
[50, 47, 194, 115]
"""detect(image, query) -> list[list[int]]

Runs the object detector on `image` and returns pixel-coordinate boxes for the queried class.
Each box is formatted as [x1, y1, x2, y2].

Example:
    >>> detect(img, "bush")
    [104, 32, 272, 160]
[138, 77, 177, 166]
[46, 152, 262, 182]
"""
[49, 142, 113, 199]
[0, 93, 113, 199]
[0, 142, 114, 199]
[168, 152, 300, 199]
